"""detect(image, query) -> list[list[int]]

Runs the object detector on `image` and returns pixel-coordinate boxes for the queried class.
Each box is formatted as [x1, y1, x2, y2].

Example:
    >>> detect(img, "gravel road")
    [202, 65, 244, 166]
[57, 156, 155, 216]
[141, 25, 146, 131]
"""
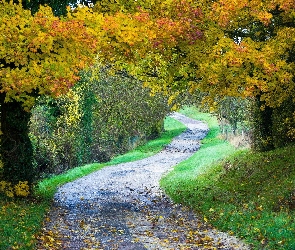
[38, 113, 250, 250]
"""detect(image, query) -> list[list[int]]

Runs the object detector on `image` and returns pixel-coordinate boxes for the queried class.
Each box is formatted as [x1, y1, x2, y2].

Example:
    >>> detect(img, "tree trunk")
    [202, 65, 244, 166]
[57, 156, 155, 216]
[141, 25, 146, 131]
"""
[0, 94, 35, 184]
[251, 96, 274, 151]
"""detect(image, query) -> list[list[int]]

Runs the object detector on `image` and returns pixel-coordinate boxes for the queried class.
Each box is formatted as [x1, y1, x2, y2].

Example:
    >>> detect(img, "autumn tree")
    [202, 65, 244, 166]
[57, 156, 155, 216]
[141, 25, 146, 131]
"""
[92, 0, 295, 151]
[0, 1, 97, 184]
[195, 0, 295, 150]
[2, 0, 293, 185]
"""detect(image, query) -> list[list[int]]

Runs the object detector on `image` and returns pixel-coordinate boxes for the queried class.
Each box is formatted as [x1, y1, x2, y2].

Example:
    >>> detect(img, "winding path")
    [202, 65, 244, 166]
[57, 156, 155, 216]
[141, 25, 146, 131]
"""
[38, 113, 249, 250]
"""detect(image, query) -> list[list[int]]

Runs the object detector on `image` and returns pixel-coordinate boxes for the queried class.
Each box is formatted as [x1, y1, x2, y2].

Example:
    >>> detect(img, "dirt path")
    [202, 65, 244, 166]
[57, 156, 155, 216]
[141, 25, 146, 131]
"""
[38, 113, 249, 250]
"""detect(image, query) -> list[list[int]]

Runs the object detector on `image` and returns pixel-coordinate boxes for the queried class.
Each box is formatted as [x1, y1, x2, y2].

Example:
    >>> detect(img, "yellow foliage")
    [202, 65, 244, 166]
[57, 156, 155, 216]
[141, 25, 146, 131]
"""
[62, 90, 82, 128]
[0, 1, 98, 110]
[0, 180, 30, 197]
[0, 181, 6, 192]
[14, 181, 30, 197]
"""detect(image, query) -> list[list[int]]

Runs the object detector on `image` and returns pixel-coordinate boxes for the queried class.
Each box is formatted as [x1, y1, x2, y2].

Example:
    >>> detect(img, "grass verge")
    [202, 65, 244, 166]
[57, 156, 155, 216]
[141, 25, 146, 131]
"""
[161, 106, 295, 249]
[0, 115, 186, 250]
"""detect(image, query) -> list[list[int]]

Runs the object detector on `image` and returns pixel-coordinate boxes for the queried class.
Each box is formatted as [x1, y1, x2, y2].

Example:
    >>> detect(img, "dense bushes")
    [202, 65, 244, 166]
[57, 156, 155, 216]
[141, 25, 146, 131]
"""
[251, 97, 295, 151]
[216, 97, 250, 135]
[29, 67, 170, 177]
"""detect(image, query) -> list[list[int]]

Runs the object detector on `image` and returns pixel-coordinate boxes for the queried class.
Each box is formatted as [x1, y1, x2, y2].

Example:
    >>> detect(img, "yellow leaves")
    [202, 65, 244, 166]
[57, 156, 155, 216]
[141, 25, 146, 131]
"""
[14, 181, 30, 197]
[255, 11, 273, 26]
[37, 230, 62, 249]
[276, 0, 295, 11]
[256, 205, 264, 211]
[53, 89, 82, 130]
[245, 77, 267, 93]
[210, 0, 248, 27]
[0, 1, 97, 110]
[0, 0, 293, 115]
[0, 181, 7, 193]
[101, 11, 156, 52]
[208, 0, 291, 29]
[0, 180, 30, 197]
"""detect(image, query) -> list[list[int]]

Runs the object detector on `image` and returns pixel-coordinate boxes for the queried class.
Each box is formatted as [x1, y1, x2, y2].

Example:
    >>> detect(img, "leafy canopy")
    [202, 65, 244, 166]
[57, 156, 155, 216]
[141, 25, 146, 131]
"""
[2, 0, 295, 111]
[83, 0, 295, 110]
[0, 1, 97, 110]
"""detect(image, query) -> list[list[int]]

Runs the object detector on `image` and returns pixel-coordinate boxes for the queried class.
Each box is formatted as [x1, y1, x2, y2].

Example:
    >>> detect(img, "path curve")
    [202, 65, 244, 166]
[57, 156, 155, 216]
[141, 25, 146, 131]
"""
[38, 113, 249, 250]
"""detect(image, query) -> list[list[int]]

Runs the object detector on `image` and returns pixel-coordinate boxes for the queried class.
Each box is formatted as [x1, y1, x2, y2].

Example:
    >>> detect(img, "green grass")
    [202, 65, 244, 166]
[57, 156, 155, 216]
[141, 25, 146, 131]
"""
[161, 106, 295, 249]
[0, 196, 49, 250]
[0, 115, 186, 249]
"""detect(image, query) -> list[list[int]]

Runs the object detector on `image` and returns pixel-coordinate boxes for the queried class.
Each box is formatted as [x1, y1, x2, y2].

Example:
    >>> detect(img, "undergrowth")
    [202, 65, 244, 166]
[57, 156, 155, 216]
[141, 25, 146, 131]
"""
[161, 106, 295, 250]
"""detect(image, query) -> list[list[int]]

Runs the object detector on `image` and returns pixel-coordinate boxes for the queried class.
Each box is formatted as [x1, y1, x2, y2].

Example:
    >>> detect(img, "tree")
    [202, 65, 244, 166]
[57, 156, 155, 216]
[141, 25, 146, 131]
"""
[194, 0, 295, 150]
[2, 0, 293, 184]
[0, 1, 97, 184]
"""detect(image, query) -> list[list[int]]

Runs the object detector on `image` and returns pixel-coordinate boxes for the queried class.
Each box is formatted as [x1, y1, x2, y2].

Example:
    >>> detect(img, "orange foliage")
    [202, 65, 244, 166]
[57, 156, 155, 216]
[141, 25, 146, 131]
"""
[0, 2, 98, 110]
[1, 0, 294, 110]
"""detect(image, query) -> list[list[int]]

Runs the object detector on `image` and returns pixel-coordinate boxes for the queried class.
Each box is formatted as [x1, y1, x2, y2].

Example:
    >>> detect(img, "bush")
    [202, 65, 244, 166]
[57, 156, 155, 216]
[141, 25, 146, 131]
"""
[207, 95, 295, 152]
[251, 97, 295, 151]
[30, 67, 170, 177]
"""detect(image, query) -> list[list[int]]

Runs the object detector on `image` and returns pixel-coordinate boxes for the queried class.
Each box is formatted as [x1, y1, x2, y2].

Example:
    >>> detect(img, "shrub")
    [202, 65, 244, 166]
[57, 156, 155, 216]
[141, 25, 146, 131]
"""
[0, 180, 30, 197]
[30, 67, 170, 177]
[251, 97, 295, 151]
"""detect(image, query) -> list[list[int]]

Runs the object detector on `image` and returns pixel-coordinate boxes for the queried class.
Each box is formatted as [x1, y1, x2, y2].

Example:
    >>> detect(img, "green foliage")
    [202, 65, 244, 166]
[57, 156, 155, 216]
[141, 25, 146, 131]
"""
[30, 67, 171, 177]
[251, 97, 295, 151]
[199, 95, 294, 152]
[34, 115, 186, 200]
[215, 96, 251, 135]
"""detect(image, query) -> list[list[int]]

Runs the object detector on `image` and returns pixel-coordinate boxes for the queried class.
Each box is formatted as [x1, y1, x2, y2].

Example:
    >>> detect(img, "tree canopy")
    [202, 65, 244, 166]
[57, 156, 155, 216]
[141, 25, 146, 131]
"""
[1, 0, 295, 185]
[91, 0, 295, 110]
[0, 1, 98, 110]
[7, 0, 294, 110]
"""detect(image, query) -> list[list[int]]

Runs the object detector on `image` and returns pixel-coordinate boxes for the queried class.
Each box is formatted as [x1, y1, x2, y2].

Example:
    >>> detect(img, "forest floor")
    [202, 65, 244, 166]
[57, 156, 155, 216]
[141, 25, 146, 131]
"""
[37, 113, 250, 250]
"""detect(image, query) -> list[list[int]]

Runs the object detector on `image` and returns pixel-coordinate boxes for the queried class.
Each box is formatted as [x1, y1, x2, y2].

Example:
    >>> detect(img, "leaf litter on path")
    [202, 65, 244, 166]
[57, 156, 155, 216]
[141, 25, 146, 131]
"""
[37, 113, 249, 250]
